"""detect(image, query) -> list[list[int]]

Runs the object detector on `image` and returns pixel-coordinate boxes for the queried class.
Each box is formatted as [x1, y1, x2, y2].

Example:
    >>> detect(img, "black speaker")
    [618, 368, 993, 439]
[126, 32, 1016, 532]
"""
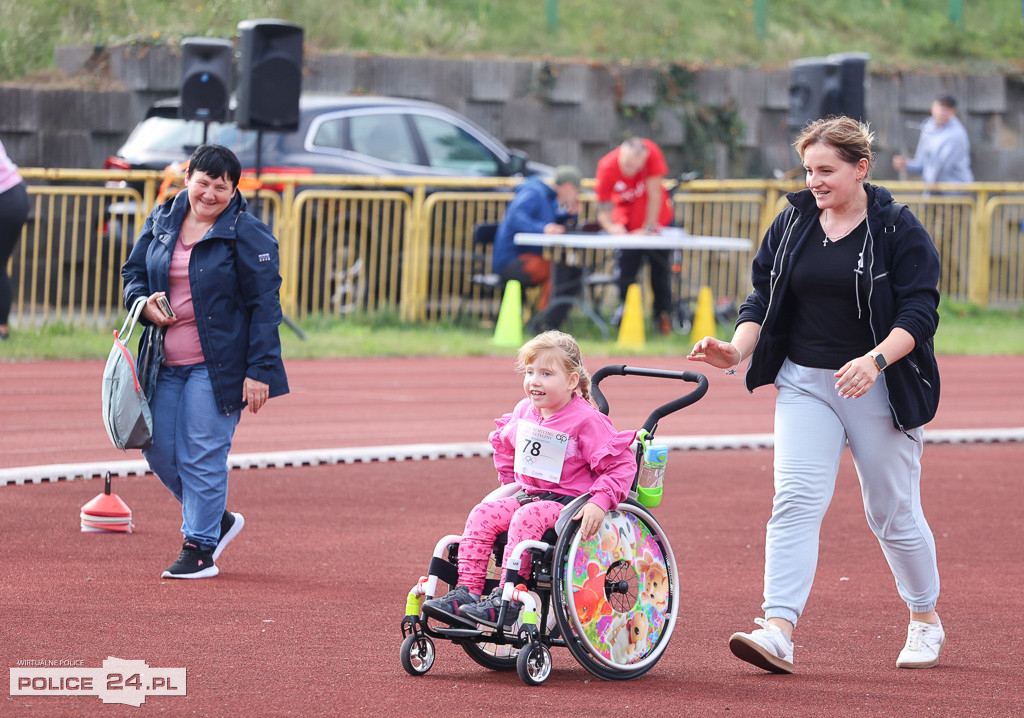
[179, 38, 233, 122]
[235, 19, 303, 132]
[787, 52, 869, 132]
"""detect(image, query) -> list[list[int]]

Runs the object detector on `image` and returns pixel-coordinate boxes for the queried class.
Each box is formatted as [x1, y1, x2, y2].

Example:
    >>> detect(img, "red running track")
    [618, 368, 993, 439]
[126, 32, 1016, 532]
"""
[2, 355, 1021, 471]
[2, 355, 1022, 715]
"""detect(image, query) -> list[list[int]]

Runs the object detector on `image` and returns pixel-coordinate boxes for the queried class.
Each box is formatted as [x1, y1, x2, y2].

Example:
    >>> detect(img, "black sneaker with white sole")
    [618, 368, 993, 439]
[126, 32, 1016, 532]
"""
[161, 540, 219, 579]
[213, 511, 245, 561]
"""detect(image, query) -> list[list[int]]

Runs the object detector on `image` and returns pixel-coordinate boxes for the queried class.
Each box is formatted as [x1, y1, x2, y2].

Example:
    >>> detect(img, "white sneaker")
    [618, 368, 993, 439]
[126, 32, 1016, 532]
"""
[896, 620, 945, 668]
[729, 617, 795, 674]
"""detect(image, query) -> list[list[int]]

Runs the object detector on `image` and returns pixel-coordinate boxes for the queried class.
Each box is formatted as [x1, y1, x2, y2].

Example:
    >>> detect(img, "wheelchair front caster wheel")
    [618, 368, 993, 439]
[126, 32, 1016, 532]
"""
[516, 642, 552, 686]
[400, 633, 435, 676]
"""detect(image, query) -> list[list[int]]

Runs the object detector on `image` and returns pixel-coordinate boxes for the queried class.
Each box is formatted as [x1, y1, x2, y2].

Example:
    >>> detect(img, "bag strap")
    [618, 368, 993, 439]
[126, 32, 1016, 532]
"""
[884, 202, 905, 233]
[118, 296, 149, 344]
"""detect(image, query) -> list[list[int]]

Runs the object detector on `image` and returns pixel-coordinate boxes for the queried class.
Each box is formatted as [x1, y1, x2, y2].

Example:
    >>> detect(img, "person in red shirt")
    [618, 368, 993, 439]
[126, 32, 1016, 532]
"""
[595, 137, 675, 334]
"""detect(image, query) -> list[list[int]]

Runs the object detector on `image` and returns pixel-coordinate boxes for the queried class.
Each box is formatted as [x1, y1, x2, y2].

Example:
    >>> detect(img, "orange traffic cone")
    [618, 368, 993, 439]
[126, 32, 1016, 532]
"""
[81, 472, 133, 533]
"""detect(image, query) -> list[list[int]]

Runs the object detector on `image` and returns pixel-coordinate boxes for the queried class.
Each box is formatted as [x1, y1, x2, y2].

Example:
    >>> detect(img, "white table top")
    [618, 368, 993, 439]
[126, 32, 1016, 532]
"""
[514, 226, 751, 251]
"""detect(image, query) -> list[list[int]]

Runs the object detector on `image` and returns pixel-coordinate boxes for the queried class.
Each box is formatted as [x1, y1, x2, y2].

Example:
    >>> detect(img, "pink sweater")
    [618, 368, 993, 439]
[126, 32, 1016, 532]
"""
[0, 142, 22, 194]
[489, 394, 637, 512]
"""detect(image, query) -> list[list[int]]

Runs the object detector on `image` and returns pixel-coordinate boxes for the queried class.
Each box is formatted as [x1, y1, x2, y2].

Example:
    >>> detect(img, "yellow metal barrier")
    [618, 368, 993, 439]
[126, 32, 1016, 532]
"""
[6, 171, 1024, 332]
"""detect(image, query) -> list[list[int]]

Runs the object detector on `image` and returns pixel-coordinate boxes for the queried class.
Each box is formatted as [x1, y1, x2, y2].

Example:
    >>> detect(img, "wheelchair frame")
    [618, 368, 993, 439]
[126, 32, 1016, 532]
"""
[400, 365, 709, 685]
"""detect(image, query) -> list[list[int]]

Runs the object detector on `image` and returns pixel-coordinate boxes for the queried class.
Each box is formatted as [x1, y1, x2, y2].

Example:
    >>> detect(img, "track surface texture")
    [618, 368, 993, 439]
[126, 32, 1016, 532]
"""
[2, 354, 1022, 716]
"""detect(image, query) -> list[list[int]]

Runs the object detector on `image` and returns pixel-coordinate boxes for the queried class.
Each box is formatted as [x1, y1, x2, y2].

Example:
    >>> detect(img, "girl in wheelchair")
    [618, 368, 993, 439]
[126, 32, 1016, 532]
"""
[421, 330, 636, 629]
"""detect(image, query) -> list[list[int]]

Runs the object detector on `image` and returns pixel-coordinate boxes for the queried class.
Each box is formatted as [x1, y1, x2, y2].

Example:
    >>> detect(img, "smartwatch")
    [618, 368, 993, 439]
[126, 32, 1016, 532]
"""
[869, 351, 887, 372]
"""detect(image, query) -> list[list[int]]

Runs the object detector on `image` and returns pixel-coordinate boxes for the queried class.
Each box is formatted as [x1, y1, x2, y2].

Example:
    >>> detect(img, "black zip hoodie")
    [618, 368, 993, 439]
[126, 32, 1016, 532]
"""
[736, 183, 941, 432]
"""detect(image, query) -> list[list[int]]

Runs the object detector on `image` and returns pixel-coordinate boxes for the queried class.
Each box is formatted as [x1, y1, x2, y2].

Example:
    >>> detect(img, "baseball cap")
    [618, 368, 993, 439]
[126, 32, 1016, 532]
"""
[553, 165, 582, 188]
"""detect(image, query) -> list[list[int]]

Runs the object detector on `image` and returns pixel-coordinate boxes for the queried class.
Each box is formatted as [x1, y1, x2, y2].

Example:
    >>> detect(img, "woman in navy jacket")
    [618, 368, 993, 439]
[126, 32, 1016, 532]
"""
[122, 144, 289, 579]
[688, 117, 944, 674]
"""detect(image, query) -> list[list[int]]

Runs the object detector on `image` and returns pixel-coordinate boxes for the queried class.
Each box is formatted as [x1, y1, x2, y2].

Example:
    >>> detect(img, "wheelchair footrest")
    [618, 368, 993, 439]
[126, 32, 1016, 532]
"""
[433, 626, 488, 639]
[423, 610, 478, 630]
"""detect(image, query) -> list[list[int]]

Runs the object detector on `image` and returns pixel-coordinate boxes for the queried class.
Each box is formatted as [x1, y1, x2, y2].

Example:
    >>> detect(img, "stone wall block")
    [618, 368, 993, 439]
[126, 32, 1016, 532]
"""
[764, 69, 790, 111]
[652, 107, 684, 146]
[899, 72, 967, 111]
[539, 138, 581, 168]
[429, 59, 471, 113]
[695, 67, 731, 105]
[463, 100, 505, 139]
[305, 54, 357, 94]
[40, 130, 93, 168]
[470, 61, 518, 102]
[544, 104, 582, 140]
[542, 63, 588, 104]
[966, 74, 1007, 114]
[38, 90, 91, 131]
[81, 91, 134, 133]
[0, 88, 40, 132]
[733, 71, 766, 147]
[358, 56, 434, 99]
[577, 100, 618, 143]
[501, 97, 544, 143]
[0, 132, 40, 168]
[619, 66, 657, 107]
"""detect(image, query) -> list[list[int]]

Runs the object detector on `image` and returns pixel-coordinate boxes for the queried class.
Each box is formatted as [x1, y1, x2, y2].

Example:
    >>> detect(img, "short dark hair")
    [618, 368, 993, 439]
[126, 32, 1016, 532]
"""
[187, 144, 241, 188]
[935, 94, 958, 109]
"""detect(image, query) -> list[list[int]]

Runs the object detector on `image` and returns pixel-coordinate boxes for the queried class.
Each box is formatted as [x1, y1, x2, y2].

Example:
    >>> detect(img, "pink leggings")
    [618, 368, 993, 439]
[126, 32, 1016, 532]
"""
[457, 496, 563, 596]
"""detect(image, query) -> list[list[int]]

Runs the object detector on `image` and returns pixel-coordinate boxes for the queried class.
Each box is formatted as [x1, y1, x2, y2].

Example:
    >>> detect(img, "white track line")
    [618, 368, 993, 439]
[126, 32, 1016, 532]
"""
[2, 429, 1022, 486]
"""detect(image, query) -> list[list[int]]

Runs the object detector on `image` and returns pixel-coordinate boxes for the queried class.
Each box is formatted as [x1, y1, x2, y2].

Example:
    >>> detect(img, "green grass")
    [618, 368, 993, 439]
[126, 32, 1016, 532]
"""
[3, 0, 1023, 81]
[2, 301, 1020, 362]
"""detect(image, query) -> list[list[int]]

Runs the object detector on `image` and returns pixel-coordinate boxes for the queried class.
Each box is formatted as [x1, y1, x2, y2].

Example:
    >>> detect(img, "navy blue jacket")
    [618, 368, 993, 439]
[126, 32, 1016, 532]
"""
[491, 179, 566, 272]
[737, 184, 941, 431]
[122, 189, 289, 414]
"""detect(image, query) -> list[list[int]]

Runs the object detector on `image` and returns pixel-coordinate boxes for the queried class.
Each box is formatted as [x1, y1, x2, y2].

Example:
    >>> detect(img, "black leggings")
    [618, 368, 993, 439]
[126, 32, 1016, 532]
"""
[0, 181, 29, 325]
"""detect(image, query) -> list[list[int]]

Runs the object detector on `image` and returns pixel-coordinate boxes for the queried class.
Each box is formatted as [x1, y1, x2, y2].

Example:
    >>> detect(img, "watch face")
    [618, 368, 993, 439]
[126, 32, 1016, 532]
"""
[874, 353, 887, 370]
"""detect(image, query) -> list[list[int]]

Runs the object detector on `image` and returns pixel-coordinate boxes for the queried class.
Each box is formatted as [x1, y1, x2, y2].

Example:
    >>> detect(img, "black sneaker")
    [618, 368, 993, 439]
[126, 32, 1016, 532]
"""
[421, 585, 480, 624]
[458, 587, 523, 629]
[161, 540, 219, 579]
[213, 511, 245, 561]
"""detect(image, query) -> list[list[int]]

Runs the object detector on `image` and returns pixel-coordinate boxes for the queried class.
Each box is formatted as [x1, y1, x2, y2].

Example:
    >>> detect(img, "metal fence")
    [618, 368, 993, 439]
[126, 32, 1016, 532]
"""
[7, 171, 1024, 330]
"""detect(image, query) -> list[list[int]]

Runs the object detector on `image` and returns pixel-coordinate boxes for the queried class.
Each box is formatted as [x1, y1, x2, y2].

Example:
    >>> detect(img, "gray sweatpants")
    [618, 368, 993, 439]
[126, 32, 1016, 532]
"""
[762, 359, 941, 626]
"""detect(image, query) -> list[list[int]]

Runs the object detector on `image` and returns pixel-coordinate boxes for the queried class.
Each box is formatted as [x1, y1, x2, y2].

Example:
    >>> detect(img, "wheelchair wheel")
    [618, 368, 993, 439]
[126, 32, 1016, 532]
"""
[551, 503, 678, 681]
[462, 641, 518, 671]
[516, 642, 552, 686]
[400, 634, 435, 676]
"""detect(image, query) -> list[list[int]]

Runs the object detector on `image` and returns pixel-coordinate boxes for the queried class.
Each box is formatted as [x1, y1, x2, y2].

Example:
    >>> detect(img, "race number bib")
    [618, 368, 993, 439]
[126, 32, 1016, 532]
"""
[514, 421, 569, 484]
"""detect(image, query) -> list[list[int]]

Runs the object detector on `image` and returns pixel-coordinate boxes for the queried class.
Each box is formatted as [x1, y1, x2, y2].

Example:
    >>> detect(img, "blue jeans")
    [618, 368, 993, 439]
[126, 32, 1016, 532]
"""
[143, 363, 241, 550]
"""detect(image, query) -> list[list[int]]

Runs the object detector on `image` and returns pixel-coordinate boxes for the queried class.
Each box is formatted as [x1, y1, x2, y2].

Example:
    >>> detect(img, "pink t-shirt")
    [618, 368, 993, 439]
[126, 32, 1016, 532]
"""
[163, 234, 205, 366]
[0, 142, 22, 194]
[489, 394, 637, 512]
[594, 138, 673, 230]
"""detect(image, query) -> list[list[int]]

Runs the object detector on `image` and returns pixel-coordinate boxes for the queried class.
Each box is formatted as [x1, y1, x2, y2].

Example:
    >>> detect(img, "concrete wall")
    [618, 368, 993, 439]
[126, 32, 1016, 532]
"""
[1, 44, 1021, 181]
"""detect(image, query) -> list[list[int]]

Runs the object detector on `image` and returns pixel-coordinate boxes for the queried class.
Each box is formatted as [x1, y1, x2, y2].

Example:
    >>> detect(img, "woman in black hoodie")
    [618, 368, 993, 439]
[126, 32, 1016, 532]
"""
[688, 116, 944, 674]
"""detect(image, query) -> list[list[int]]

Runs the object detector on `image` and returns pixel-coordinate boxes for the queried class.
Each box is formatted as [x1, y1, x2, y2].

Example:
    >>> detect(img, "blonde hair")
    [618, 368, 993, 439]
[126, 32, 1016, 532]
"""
[514, 330, 592, 404]
[794, 116, 876, 177]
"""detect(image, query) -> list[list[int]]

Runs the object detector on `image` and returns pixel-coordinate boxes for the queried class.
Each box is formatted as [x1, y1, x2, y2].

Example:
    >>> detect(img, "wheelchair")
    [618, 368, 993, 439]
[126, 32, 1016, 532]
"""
[400, 365, 709, 685]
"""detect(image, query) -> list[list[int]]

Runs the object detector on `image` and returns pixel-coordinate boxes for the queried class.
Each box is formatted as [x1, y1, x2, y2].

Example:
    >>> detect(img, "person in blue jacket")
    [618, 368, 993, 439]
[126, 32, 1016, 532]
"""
[122, 144, 289, 580]
[491, 166, 582, 330]
[688, 117, 944, 674]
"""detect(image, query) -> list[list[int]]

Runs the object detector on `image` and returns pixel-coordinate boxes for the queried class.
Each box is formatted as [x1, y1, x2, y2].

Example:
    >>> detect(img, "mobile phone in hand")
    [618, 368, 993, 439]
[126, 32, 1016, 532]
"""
[156, 295, 175, 319]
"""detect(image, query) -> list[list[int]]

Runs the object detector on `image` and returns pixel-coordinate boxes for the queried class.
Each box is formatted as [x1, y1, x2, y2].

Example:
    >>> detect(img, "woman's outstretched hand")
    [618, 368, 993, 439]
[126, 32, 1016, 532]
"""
[687, 336, 742, 369]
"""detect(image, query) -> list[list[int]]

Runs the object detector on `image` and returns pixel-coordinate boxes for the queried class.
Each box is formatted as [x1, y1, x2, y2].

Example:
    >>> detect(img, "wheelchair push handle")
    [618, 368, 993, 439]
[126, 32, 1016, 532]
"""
[591, 365, 709, 434]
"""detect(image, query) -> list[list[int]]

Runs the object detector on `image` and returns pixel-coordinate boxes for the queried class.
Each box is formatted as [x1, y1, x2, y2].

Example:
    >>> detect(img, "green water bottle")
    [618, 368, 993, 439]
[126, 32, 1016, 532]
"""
[637, 444, 668, 508]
